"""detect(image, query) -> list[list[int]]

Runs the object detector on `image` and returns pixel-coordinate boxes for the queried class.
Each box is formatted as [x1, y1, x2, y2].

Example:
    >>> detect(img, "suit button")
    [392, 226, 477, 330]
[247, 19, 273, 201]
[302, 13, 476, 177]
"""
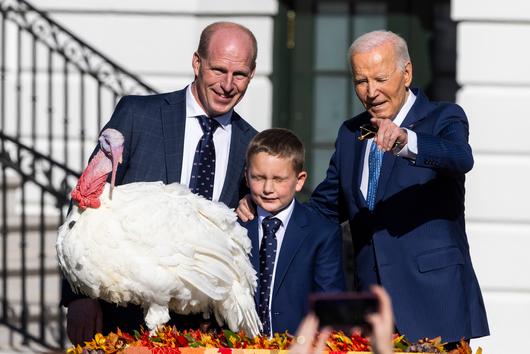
[373, 266, 378, 272]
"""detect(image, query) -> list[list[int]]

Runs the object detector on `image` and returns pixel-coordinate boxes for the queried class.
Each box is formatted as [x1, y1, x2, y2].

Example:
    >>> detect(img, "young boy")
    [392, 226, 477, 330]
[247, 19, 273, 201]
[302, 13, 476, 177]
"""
[240, 128, 345, 336]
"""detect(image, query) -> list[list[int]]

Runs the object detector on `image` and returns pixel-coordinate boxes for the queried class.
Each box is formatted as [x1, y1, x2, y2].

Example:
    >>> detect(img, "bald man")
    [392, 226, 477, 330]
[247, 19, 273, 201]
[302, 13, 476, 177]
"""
[62, 22, 259, 345]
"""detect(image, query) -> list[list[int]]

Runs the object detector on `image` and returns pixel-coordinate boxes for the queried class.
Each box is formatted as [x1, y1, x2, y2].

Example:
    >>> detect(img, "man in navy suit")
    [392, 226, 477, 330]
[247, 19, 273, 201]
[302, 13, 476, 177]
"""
[63, 22, 258, 345]
[307, 31, 489, 345]
[240, 128, 345, 336]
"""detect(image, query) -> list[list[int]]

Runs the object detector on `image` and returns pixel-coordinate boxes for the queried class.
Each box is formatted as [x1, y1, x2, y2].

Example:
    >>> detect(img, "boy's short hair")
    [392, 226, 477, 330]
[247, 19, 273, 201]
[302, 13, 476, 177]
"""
[246, 128, 305, 174]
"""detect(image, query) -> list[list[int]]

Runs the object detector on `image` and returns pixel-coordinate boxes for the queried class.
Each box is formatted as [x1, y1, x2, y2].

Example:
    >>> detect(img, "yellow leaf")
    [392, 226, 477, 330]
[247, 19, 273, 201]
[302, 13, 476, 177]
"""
[95, 333, 107, 346]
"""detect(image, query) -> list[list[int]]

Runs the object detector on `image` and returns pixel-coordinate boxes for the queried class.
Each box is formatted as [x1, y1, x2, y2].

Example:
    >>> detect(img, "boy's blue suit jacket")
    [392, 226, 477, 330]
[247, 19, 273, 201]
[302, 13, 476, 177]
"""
[240, 200, 346, 334]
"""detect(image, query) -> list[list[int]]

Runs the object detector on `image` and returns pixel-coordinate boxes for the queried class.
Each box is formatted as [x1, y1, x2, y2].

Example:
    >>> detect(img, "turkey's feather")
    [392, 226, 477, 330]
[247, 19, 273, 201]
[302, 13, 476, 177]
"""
[57, 182, 261, 336]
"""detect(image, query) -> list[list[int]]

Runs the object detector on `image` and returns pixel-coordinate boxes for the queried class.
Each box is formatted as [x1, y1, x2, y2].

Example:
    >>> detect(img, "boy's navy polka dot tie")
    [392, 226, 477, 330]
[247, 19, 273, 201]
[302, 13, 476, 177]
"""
[190, 115, 219, 200]
[258, 217, 281, 336]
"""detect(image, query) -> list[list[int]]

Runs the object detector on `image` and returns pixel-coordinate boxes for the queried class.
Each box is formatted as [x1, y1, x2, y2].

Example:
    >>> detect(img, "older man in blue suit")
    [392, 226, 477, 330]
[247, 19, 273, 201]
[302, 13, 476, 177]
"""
[63, 22, 258, 345]
[307, 31, 489, 345]
[235, 29, 489, 346]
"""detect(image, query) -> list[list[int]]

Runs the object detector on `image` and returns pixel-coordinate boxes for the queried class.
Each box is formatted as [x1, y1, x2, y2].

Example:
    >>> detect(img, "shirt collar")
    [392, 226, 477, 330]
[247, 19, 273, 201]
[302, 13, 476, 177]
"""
[185, 84, 232, 129]
[393, 89, 416, 128]
[257, 199, 296, 229]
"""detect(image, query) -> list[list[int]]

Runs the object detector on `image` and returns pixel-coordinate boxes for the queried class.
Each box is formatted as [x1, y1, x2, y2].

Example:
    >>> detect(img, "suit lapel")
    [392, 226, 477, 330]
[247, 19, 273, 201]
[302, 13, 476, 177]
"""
[272, 201, 310, 300]
[219, 112, 248, 204]
[346, 113, 371, 208]
[356, 139, 368, 208]
[161, 90, 186, 184]
[247, 219, 260, 275]
[400, 88, 431, 130]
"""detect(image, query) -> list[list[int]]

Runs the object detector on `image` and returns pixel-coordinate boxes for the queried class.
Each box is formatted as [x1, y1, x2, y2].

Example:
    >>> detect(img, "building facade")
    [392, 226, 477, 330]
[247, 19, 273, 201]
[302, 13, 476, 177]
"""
[2, 0, 528, 351]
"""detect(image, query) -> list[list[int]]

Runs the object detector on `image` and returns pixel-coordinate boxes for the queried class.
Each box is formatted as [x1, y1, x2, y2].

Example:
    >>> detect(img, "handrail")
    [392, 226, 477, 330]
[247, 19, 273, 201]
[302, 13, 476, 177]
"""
[0, 0, 158, 96]
[0, 131, 79, 202]
[0, 131, 80, 178]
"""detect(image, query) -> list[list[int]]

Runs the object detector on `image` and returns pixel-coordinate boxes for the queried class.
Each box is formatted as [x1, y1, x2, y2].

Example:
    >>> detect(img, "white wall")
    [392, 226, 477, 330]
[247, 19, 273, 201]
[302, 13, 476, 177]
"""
[452, 0, 530, 352]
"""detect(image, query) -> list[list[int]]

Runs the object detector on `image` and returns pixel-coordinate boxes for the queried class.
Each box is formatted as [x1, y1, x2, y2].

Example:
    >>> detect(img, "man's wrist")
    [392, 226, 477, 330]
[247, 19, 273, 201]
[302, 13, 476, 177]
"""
[392, 128, 408, 155]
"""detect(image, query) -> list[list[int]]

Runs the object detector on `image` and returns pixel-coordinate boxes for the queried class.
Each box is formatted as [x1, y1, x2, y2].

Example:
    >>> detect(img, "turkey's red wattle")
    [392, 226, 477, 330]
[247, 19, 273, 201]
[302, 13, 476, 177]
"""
[71, 149, 112, 209]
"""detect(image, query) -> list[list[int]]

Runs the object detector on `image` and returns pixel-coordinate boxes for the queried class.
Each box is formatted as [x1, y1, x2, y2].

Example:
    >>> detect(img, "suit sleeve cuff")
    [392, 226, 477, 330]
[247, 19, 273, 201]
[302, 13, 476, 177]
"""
[394, 128, 418, 159]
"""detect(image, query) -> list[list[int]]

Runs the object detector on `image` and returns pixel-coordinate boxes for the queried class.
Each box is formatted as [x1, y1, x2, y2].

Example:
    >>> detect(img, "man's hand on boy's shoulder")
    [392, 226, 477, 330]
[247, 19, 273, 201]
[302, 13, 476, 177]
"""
[237, 194, 256, 221]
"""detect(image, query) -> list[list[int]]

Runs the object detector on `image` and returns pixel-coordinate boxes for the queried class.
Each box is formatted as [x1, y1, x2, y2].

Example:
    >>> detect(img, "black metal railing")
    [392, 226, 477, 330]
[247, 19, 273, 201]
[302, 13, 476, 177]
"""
[0, 0, 158, 349]
[0, 0, 157, 171]
[0, 131, 78, 349]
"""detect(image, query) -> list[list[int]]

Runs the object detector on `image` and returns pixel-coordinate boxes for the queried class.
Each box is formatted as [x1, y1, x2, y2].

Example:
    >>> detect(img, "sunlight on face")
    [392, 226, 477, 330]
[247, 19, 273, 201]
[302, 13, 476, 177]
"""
[352, 42, 412, 120]
[246, 152, 307, 215]
[191, 28, 255, 117]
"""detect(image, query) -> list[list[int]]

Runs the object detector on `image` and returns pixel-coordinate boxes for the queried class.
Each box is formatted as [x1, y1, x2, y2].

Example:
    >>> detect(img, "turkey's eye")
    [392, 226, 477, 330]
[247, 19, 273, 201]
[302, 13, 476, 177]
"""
[68, 220, 76, 229]
[99, 137, 112, 153]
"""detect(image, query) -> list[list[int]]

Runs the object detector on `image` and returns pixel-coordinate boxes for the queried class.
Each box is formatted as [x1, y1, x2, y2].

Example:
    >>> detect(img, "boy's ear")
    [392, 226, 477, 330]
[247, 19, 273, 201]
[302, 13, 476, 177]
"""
[295, 171, 307, 192]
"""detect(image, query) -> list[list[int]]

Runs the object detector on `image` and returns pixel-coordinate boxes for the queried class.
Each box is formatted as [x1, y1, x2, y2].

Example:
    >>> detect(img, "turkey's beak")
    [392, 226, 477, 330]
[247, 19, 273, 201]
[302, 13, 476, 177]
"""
[109, 145, 123, 200]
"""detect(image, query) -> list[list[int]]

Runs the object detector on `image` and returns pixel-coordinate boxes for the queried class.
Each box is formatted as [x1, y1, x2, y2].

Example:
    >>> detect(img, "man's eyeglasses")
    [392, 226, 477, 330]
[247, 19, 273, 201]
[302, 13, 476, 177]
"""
[358, 124, 378, 141]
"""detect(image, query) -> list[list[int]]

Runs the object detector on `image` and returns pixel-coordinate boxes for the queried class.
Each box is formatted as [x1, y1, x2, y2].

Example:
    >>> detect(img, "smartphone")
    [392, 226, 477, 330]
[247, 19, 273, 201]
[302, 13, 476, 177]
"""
[309, 292, 379, 332]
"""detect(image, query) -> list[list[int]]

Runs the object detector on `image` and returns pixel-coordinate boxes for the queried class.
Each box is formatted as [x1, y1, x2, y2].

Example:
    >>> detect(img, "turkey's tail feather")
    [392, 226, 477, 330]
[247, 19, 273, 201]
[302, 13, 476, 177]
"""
[215, 281, 262, 337]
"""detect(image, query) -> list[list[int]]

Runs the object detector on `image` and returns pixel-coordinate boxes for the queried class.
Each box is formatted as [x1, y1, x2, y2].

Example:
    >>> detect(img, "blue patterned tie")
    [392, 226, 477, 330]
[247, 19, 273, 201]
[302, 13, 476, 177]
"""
[189, 115, 219, 200]
[258, 217, 281, 336]
[366, 141, 384, 211]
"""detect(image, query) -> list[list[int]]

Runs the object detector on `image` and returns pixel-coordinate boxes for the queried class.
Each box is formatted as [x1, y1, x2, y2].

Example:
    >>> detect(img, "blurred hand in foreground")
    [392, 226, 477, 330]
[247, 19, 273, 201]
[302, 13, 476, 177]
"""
[366, 285, 394, 354]
[288, 313, 331, 354]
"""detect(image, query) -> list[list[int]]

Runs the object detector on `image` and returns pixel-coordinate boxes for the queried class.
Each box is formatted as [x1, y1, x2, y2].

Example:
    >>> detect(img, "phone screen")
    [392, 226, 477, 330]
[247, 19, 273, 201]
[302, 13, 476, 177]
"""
[310, 292, 379, 331]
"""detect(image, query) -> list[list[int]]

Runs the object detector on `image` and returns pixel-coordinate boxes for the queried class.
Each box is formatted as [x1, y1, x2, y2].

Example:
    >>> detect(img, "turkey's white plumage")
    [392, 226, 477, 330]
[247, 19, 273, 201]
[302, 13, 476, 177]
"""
[56, 181, 261, 336]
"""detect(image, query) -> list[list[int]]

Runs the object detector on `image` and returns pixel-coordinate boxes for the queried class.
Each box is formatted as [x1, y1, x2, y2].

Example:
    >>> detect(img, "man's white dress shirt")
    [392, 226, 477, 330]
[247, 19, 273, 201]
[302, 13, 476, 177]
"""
[360, 90, 418, 199]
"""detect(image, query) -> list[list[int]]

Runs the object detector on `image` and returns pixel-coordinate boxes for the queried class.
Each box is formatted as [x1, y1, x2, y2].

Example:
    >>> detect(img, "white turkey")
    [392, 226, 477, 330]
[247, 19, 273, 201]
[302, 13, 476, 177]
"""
[56, 128, 261, 336]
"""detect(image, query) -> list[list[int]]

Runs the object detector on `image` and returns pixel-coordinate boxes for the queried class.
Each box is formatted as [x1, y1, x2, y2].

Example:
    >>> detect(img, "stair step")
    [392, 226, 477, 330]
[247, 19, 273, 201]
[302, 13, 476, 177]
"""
[0, 322, 66, 352]
[4, 301, 63, 322]
[0, 167, 70, 222]
[0, 335, 56, 353]
[0, 172, 21, 219]
[3, 232, 61, 271]
[0, 170, 21, 188]
[4, 267, 61, 277]
[2, 272, 62, 302]
[4, 212, 63, 232]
